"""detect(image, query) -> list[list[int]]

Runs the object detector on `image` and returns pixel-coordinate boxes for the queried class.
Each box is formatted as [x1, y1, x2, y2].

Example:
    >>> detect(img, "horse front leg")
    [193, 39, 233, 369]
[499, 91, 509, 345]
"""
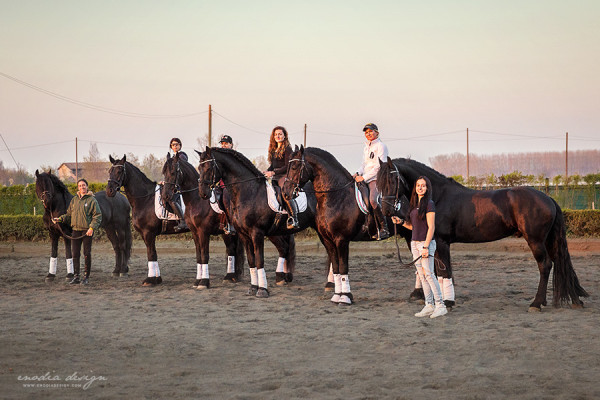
[240, 233, 258, 296]
[252, 232, 269, 298]
[336, 240, 353, 305]
[320, 236, 341, 302]
[267, 235, 292, 286]
[46, 230, 60, 282]
[142, 232, 162, 286]
[435, 240, 455, 309]
[194, 232, 210, 290]
[221, 234, 241, 283]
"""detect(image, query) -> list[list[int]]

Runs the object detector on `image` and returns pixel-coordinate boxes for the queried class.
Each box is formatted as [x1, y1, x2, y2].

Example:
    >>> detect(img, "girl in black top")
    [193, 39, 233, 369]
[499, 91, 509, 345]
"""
[394, 176, 447, 319]
[168, 137, 187, 231]
[263, 126, 298, 228]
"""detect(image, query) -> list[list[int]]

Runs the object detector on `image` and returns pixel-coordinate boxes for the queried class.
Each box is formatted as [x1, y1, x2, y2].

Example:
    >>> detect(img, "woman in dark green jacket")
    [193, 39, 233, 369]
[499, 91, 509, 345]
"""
[54, 178, 102, 285]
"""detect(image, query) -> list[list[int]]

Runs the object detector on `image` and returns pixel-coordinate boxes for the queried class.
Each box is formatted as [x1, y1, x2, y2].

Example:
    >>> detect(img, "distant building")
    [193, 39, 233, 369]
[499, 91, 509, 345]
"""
[57, 162, 111, 183]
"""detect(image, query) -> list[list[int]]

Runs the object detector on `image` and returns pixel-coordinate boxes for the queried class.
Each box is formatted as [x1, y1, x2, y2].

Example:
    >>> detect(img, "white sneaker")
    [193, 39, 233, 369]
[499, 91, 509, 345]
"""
[430, 306, 448, 319]
[414, 304, 435, 317]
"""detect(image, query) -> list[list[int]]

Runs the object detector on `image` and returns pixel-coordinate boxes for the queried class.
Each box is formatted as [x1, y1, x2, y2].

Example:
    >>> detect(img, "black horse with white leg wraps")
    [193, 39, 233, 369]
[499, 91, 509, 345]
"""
[376, 156, 588, 311]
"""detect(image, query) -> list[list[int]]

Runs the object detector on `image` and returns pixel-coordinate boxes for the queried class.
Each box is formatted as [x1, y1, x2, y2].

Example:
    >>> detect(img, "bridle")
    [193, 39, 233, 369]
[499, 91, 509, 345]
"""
[38, 189, 52, 209]
[198, 156, 264, 192]
[380, 162, 409, 215]
[285, 155, 310, 197]
[163, 160, 197, 195]
[108, 163, 126, 193]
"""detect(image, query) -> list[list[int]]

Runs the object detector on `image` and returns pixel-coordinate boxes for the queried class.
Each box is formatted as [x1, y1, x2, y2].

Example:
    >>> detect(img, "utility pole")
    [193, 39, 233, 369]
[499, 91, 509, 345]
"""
[304, 124, 307, 147]
[208, 104, 212, 148]
[466, 128, 469, 182]
[565, 132, 568, 184]
[75, 137, 78, 182]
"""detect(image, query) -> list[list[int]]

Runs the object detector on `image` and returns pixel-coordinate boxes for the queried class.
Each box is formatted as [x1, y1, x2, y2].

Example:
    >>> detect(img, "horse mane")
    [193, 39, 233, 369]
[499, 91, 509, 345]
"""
[123, 160, 157, 185]
[39, 172, 71, 196]
[212, 148, 264, 178]
[305, 147, 352, 178]
[392, 157, 458, 186]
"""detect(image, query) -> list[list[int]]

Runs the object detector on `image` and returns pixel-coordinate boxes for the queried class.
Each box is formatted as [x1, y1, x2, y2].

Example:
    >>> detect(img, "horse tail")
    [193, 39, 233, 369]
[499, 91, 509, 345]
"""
[549, 200, 588, 306]
[286, 234, 296, 274]
[234, 235, 245, 280]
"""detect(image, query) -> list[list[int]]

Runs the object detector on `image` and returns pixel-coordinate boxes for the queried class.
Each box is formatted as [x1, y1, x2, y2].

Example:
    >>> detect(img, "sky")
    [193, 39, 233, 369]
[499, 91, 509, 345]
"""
[1, 0, 599, 176]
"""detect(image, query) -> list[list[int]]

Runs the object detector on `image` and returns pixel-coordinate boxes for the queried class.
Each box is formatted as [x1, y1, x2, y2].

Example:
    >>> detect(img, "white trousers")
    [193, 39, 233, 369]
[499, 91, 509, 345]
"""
[411, 240, 443, 308]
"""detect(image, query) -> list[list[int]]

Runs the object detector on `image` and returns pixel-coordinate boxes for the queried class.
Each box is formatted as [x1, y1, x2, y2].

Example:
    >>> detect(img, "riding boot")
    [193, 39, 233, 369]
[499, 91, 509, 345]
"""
[373, 208, 390, 241]
[286, 199, 300, 229]
[172, 200, 188, 232]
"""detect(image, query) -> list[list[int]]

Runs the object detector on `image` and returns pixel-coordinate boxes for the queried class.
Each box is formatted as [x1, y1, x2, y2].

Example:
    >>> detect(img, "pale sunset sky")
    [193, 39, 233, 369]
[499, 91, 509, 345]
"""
[1, 1, 599, 175]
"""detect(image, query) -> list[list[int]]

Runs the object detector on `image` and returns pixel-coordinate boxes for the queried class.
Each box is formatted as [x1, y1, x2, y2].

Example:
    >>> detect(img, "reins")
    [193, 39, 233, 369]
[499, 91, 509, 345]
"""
[52, 221, 89, 241]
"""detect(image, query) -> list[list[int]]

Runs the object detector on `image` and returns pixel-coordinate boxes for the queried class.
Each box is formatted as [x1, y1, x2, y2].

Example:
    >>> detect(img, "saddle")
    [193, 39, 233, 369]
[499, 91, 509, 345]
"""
[266, 181, 307, 214]
[154, 185, 185, 220]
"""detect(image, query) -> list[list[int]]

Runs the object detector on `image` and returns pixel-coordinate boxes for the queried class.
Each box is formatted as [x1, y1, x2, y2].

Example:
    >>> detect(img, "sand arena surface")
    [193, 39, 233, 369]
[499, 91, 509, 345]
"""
[1, 237, 599, 399]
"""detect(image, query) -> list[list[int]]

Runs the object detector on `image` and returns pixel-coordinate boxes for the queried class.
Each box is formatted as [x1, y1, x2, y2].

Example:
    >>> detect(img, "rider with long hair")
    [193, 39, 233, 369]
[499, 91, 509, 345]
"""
[263, 126, 299, 229]
[393, 176, 447, 319]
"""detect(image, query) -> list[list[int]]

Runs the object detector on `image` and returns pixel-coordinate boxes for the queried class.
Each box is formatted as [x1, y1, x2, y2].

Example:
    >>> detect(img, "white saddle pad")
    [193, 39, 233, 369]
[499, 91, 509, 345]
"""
[209, 190, 225, 214]
[355, 183, 369, 214]
[266, 181, 307, 214]
[154, 185, 185, 220]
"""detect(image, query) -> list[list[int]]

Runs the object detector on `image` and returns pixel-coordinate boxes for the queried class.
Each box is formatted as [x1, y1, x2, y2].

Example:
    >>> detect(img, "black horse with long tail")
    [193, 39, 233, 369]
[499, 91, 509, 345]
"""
[376, 156, 588, 311]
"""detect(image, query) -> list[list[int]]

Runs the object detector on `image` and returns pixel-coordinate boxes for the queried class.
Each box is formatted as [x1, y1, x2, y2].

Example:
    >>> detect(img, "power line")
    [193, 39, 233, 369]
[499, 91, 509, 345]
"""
[0, 133, 20, 169]
[0, 72, 208, 119]
[211, 110, 268, 135]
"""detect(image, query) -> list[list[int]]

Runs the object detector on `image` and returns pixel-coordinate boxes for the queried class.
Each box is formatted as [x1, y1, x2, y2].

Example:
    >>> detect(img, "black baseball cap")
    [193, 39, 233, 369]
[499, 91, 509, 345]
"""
[363, 123, 378, 132]
[219, 135, 233, 144]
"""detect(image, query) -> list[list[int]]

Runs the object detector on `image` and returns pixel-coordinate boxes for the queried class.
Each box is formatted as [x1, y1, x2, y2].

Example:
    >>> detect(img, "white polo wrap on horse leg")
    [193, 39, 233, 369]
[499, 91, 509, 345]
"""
[66, 258, 74, 274]
[196, 264, 202, 279]
[339, 275, 352, 304]
[227, 256, 235, 274]
[201, 264, 209, 280]
[257, 268, 267, 289]
[331, 274, 341, 303]
[148, 261, 159, 277]
[276, 257, 285, 273]
[438, 277, 455, 301]
[49, 257, 58, 275]
[327, 263, 334, 284]
[249, 267, 258, 286]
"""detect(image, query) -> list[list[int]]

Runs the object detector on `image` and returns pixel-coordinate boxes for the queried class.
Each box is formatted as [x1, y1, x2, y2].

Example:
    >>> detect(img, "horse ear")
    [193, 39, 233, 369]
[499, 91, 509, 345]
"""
[166, 152, 171, 160]
[294, 145, 299, 152]
[109, 155, 115, 163]
[123, 154, 127, 162]
[387, 157, 394, 168]
[195, 149, 202, 157]
[205, 146, 211, 156]
[35, 169, 40, 177]
[300, 144, 305, 154]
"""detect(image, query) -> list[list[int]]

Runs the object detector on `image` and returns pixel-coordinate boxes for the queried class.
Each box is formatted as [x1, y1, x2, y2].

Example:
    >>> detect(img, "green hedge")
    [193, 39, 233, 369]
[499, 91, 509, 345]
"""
[0, 212, 597, 242]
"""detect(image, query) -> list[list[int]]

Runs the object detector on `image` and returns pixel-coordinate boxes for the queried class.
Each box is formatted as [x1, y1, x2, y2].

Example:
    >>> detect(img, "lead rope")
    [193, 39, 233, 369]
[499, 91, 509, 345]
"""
[393, 223, 446, 270]
[53, 221, 89, 240]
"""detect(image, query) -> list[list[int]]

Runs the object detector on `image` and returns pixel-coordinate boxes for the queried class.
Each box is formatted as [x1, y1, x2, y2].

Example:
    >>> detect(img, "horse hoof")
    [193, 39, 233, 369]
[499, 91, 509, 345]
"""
[142, 277, 162, 287]
[45, 274, 56, 282]
[247, 285, 258, 296]
[339, 293, 353, 305]
[571, 302, 584, 309]
[528, 306, 541, 313]
[65, 273, 74, 281]
[324, 282, 335, 292]
[409, 288, 425, 302]
[222, 274, 238, 284]
[275, 272, 286, 285]
[196, 279, 210, 290]
[256, 288, 270, 298]
[119, 273, 129, 277]
[112, 272, 120, 277]
[285, 273, 293, 283]
[443, 300, 455, 309]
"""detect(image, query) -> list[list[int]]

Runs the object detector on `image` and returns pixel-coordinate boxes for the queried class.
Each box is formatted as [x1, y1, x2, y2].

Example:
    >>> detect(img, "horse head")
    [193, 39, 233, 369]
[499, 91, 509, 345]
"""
[377, 157, 411, 219]
[107, 155, 127, 197]
[196, 147, 221, 200]
[35, 169, 55, 209]
[282, 145, 311, 200]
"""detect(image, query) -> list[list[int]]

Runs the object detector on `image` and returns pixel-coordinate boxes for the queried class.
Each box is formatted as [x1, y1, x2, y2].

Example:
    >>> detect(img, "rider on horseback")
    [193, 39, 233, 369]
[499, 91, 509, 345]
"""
[216, 135, 236, 235]
[263, 126, 300, 229]
[353, 123, 390, 240]
[167, 137, 188, 232]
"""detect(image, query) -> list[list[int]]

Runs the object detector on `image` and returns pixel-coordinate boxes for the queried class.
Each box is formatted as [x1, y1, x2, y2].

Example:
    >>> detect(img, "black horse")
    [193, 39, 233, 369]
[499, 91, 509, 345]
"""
[160, 152, 247, 289]
[35, 170, 132, 278]
[281, 146, 411, 305]
[107, 155, 244, 287]
[376, 157, 589, 311]
[196, 147, 320, 298]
